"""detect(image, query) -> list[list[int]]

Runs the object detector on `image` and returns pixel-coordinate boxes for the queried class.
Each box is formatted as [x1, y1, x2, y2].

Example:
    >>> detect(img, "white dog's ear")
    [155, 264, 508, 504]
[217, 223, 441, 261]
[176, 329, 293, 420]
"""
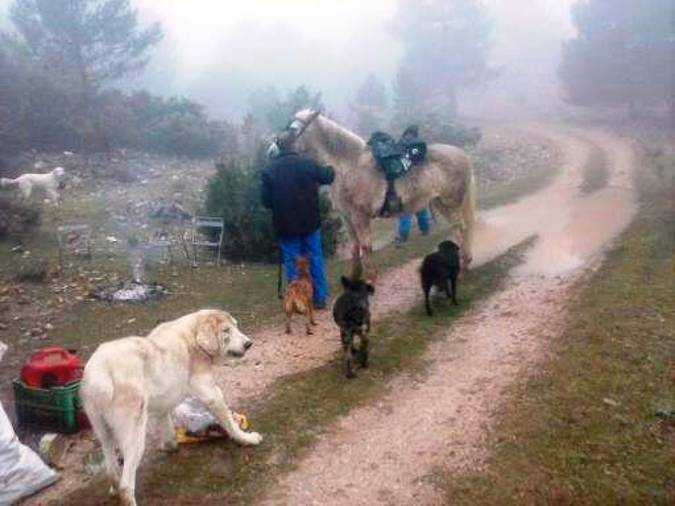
[196, 312, 223, 357]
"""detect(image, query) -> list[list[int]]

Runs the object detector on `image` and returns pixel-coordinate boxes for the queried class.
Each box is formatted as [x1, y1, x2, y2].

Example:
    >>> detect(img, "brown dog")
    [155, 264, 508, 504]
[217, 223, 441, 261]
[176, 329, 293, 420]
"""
[284, 256, 317, 335]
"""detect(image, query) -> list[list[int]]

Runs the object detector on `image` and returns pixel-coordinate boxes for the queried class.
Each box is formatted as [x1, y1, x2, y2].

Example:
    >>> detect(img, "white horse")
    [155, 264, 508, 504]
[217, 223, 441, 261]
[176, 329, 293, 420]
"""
[290, 110, 476, 281]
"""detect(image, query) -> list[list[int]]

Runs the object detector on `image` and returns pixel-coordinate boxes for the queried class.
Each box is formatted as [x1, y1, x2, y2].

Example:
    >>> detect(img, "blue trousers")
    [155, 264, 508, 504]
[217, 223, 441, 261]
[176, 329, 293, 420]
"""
[398, 208, 431, 240]
[279, 229, 329, 305]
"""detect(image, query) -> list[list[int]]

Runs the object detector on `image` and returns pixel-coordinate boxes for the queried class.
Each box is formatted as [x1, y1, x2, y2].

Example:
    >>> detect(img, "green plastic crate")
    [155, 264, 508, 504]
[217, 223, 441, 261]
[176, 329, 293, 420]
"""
[13, 379, 86, 434]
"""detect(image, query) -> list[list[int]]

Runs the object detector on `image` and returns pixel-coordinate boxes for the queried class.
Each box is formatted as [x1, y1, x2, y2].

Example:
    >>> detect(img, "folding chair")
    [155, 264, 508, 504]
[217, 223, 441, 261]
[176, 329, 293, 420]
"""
[191, 216, 224, 267]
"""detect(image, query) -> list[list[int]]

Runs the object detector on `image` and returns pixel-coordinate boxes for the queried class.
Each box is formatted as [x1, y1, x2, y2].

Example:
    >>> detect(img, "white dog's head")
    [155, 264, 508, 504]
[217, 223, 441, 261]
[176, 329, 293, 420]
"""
[52, 167, 66, 179]
[195, 309, 252, 359]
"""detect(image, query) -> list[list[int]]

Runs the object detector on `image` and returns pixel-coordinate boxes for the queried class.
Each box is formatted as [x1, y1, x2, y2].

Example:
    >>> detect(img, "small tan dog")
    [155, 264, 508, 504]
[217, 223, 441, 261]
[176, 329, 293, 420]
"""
[0, 166, 65, 202]
[284, 256, 317, 335]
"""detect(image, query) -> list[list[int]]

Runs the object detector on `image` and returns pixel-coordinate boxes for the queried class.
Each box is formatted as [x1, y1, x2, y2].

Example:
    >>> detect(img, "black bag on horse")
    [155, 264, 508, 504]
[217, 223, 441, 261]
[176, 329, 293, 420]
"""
[367, 131, 407, 180]
[367, 126, 428, 216]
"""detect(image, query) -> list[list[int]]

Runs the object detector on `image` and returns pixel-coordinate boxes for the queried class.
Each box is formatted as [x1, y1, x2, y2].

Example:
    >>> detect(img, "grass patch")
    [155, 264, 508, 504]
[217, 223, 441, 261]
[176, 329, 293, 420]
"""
[437, 149, 675, 504]
[62, 239, 533, 506]
[46, 226, 451, 353]
[579, 145, 610, 195]
[478, 158, 560, 210]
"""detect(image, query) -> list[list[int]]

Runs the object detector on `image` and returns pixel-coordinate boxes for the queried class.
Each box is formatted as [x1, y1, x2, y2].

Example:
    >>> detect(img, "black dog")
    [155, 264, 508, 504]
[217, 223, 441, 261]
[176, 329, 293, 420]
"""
[420, 240, 460, 316]
[333, 276, 375, 378]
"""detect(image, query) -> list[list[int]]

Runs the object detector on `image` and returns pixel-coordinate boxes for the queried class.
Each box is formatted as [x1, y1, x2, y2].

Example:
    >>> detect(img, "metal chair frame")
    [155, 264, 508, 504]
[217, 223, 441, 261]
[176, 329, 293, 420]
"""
[190, 216, 224, 267]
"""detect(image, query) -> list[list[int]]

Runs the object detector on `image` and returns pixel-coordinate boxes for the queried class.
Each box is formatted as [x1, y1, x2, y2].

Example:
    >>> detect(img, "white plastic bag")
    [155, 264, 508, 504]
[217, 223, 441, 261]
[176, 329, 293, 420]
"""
[173, 397, 217, 435]
[0, 341, 59, 505]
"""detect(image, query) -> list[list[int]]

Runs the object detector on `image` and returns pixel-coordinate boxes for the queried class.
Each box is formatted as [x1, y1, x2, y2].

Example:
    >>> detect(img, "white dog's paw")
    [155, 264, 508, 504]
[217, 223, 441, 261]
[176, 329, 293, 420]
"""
[241, 431, 263, 446]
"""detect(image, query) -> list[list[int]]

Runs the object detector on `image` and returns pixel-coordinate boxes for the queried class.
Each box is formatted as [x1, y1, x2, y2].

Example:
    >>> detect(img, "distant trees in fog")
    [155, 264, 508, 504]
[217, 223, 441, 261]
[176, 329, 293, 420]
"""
[350, 74, 388, 136]
[245, 85, 324, 134]
[0, 0, 232, 157]
[8, 0, 162, 92]
[559, 0, 675, 117]
[391, 0, 497, 124]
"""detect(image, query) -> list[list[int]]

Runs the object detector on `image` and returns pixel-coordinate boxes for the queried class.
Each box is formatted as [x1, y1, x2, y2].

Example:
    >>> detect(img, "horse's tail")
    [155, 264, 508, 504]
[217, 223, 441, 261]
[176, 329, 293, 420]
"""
[461, 162, 476, 266]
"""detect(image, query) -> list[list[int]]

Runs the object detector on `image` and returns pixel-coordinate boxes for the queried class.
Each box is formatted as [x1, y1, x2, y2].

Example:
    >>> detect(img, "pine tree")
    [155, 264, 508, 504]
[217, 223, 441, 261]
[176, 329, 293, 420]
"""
[5, 0, 162, 148]
[8, 0, 162, 95]
[350, 74, 388, 135]
[391, 0, 496, 119]
[559, 0, 675, 117]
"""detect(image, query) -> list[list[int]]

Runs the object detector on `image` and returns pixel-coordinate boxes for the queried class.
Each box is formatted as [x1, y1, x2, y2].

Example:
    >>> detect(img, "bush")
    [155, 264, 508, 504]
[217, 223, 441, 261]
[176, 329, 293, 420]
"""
[420, 112, 482, 148]
[204, 152, 342, 262]
[0, 199, 41, 238]
[0, 60, 232, 157]
[391, 107, 481, 149]
[98, 91, 234, 157]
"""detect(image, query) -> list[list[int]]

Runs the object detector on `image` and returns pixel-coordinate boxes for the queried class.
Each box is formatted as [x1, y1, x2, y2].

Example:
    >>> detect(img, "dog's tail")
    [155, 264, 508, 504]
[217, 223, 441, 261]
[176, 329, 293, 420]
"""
[0, 177, 18, 189]
[285, 297, 309, 315]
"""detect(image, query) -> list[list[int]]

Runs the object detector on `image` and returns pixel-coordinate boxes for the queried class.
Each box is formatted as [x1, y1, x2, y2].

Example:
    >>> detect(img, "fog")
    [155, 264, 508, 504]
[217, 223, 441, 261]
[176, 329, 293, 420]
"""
[129, 0, 576, 119]
[0, 0, 579, 120]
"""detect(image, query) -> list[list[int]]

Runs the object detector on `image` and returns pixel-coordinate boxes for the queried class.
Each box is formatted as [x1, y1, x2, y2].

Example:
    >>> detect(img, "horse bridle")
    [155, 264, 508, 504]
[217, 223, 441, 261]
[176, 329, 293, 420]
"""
[267, 113, 317, 159]
[286, 117, 310, 139]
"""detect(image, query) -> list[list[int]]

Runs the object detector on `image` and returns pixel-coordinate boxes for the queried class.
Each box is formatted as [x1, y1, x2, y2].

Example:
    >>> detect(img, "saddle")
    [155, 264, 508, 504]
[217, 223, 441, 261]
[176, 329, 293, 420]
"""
[367, 126, 427, 216]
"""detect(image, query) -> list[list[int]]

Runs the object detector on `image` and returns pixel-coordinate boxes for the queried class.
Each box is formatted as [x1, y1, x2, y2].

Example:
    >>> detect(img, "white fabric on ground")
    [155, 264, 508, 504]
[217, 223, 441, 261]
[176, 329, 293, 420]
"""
[0, 341, 59, 505]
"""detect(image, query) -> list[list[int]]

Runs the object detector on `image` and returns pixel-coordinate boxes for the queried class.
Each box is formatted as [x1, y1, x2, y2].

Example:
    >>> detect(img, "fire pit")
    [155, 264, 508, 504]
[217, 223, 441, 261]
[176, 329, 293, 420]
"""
[91, 280, 166, 303]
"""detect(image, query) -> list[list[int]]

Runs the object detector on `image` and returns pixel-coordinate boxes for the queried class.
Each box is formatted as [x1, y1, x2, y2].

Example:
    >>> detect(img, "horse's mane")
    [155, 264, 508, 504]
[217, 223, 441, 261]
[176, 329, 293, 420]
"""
[296, 109, 366, 162]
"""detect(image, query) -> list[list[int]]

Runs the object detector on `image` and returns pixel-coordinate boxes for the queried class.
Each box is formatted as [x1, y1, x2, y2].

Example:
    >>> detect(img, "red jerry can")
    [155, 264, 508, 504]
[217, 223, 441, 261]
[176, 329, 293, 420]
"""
[20, 347, 83, 388]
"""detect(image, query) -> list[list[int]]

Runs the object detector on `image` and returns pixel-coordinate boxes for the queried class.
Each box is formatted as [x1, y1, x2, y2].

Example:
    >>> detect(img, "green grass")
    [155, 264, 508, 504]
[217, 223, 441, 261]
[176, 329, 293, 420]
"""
[44, 225, 452, 351]
[62, 238, 533, 506]
[437, 150, 675, 504]
[579, 145, 610, 195]
[478, 159, 560, 210]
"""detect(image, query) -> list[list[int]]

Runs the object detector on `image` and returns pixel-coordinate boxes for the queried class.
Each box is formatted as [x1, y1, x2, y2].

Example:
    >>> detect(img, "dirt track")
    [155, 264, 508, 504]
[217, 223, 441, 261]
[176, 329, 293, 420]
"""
[255, 126, 637, 505]
[25, 125, 638, 505]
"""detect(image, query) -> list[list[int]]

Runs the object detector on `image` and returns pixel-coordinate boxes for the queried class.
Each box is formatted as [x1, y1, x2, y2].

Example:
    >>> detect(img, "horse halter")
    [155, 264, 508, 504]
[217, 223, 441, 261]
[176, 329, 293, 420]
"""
[287, 117, 309, 138]
[267, 112, 318, 159]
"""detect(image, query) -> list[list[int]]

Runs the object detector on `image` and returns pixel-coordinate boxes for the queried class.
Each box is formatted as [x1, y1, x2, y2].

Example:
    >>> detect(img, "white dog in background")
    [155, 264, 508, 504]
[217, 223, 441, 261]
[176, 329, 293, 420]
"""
[80, 309, 262, 506]
[0, 166, 66, 202]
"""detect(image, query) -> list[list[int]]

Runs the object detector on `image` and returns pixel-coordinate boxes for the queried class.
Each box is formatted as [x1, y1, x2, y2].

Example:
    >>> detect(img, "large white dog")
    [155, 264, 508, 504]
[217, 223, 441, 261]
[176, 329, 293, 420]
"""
[80, 309, 262, 506]
[0, 166, 65, 202]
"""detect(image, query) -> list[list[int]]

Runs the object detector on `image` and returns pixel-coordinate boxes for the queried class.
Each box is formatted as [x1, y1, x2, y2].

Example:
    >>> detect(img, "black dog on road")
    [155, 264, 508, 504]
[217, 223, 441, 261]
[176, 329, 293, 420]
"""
[420, 240, 461, 316]
[333, 276, 375, 378]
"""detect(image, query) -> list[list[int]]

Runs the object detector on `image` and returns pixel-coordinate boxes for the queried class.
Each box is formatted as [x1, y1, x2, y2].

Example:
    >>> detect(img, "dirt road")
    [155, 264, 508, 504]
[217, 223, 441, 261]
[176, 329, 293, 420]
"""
[255, 126, 637, 505]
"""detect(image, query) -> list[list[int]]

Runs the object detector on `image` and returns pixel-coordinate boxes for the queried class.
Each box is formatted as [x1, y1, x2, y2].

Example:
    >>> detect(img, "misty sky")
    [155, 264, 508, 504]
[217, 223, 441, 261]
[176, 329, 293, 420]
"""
[0, 0, 577, 119]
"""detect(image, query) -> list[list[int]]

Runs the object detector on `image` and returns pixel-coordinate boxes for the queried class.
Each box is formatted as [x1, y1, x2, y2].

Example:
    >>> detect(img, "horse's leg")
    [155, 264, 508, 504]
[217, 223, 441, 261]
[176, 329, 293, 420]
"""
[343, 215, 363, 279]
[430, 197, 468, 269]
[460, 171, 476, 269]
[351, 212, 376, 281]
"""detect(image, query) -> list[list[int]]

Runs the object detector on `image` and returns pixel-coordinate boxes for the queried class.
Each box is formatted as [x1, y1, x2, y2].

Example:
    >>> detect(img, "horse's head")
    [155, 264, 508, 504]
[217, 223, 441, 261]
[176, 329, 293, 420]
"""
[288, 109, 322, 156]
[292, 109, 366, 164]
[290, 109, 321, 136]
[266, 109, 322, 159]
